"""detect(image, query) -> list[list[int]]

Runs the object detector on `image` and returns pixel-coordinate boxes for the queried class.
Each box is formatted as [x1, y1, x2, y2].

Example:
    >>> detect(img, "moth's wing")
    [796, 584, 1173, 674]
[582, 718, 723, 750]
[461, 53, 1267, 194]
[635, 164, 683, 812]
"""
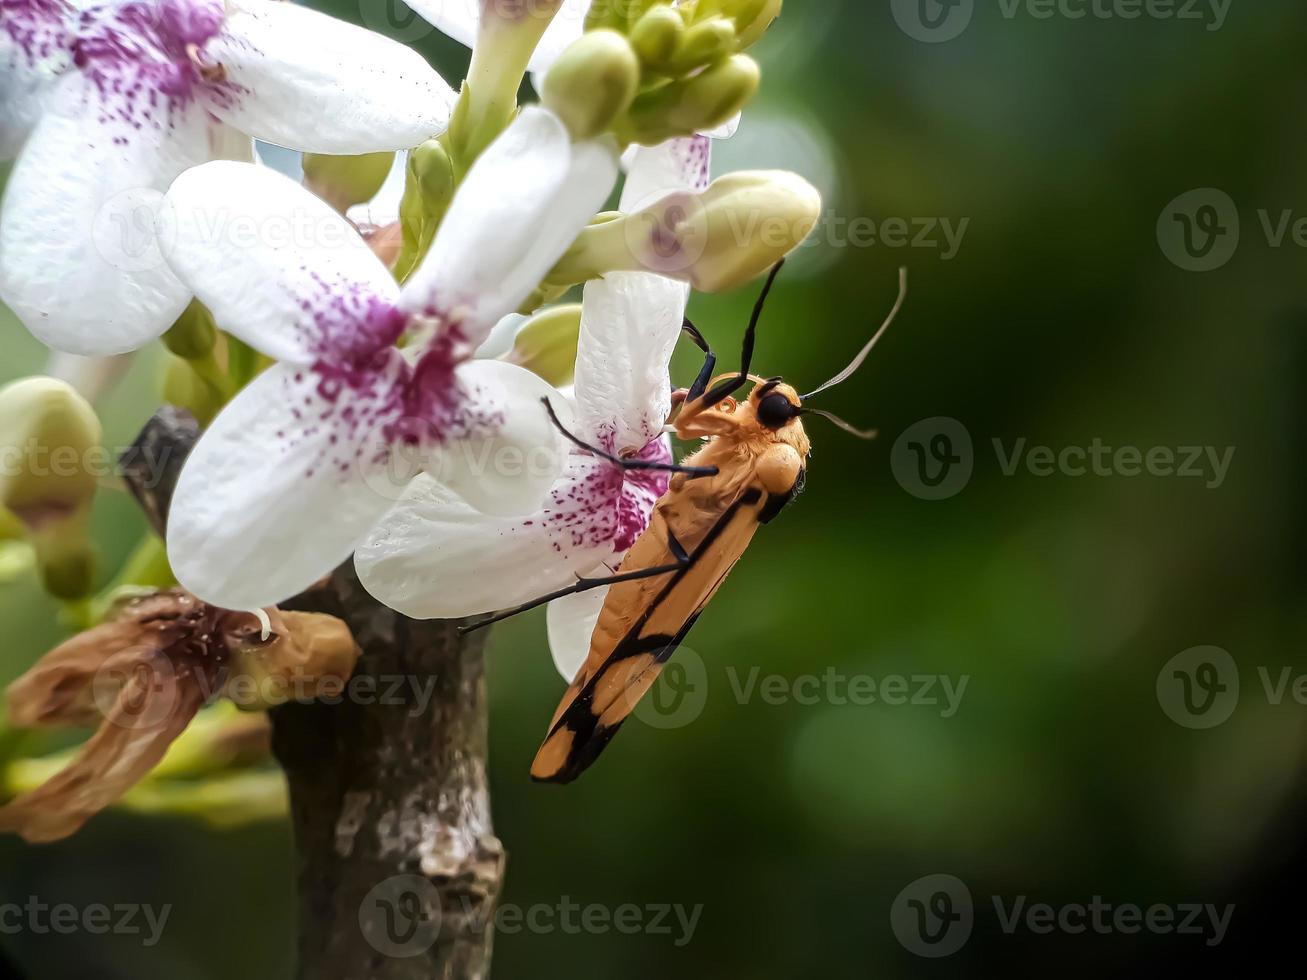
[531, 477, 768, 783]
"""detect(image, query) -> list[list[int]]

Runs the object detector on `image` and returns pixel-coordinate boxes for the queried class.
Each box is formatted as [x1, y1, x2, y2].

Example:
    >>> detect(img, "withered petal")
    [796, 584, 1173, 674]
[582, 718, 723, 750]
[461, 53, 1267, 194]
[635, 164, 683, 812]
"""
[0, 655, 207, 843]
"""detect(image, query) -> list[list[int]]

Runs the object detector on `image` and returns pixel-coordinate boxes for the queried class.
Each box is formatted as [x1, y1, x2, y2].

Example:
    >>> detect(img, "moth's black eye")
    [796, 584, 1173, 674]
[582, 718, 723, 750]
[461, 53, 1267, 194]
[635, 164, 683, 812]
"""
[757, 392, 797, 430]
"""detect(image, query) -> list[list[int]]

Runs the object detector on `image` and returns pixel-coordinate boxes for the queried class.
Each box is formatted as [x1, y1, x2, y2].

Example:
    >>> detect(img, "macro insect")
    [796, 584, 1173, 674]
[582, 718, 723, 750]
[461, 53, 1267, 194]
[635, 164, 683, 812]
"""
[470, 262, 908, 782]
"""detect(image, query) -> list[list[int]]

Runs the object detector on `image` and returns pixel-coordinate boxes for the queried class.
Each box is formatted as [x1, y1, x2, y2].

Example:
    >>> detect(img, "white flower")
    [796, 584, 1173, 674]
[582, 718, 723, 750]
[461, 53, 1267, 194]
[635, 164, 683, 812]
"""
[0, 0, 456, 356]
[161, 107, 619, 611]
[355, 134, 715, 681]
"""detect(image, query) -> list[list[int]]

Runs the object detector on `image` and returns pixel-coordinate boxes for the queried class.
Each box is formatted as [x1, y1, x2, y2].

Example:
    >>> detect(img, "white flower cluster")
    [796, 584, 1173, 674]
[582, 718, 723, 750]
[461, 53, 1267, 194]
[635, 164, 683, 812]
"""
[0, 0, 816, 676]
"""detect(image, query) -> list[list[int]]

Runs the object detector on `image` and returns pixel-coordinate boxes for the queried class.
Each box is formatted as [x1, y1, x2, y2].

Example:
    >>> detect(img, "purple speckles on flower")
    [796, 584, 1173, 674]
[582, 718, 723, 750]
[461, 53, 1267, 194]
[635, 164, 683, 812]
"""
[537, 437, 671, 557]
[675, 135, 712, 193]
[2, 0, 72, 67]
[70, 0, 233, 129]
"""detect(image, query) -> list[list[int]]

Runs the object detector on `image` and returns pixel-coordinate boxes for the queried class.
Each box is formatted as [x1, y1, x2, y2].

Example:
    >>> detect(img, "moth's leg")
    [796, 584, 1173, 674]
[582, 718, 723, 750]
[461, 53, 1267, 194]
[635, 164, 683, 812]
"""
[681, 318, 717, 404]
[542, 398, 718, 478]
[459, 530, 695, 634]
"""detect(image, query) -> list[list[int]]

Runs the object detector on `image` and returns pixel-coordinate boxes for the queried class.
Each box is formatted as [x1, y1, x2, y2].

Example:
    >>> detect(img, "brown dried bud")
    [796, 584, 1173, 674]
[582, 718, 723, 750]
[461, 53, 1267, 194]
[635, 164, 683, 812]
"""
[0, 589, 359, 842]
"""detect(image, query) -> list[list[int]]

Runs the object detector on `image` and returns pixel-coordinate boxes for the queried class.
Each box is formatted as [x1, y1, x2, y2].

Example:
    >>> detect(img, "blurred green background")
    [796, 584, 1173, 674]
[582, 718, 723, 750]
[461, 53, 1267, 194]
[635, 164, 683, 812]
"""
[3, 0, 1306, 976]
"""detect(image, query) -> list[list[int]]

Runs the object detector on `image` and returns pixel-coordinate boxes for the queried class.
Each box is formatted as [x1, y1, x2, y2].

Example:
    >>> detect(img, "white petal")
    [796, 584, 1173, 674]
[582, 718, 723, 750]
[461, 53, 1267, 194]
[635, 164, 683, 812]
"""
[407, 0, 590, 73]
[405, 0, 480, 48]
[0, 0, 71, 157]
[530, 0, 592, 73]
[423, 359, 572, 516]
[574, 273, 686, 453]
[162, 160, 401, 365]
[400, 108, 618, 345]
[701, 113, 742, 140]
[205, 0, 455, 154]
[547, 578, 608, 682]
[473, 313, 528, 360]
[207, 123, 255, 163]
[168, 360, 408, 610]
[356, 453, 619, 620]
[0, 75, 207, 355]
[620, 135, 713, 211]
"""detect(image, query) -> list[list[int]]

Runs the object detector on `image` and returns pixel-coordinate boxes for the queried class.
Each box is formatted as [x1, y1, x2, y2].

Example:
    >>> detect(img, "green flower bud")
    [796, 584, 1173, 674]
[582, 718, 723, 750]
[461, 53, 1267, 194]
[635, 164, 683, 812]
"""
[0, 378, 102, 529]
[630, 3, 684, 67]
[503, 304, 583, 387]
[162, 355, 224, 427]
[734, 0, 782, 49]
[302, 151, 394, 214]
[543, 30, 641, 140]
[621, 54, 760, 144]
[162, 298, 217, 361]
[409, 139, 455, 211]
[0, 378, 103, 599]
[667, 17, 736, 74]
[549, 170, 821, 293]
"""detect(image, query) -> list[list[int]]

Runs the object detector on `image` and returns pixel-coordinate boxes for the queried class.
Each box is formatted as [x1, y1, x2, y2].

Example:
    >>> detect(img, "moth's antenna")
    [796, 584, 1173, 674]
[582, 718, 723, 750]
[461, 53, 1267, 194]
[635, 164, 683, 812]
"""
[801, 408, 878, 440]
[802, 267, 907, 401]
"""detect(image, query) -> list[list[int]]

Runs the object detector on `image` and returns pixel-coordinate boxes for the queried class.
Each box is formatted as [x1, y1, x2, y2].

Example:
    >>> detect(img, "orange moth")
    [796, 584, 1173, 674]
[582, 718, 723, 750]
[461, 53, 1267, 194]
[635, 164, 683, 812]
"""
[471, 263, 908, 782]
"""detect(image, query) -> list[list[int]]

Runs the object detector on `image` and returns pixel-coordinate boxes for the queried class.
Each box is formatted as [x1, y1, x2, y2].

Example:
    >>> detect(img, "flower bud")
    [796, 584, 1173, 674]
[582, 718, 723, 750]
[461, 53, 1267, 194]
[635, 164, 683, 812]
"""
[629, 4, 684, 67]
[0, 378, 101, 529]
[667, 17, 737, 74]
[733, 0, 782, 49]
[163, 354, 224, 427]
[0, 378, 103, 599]
[302, 151, 394, 214]
[409, 139, 456, 212]
[543, 30, 641, 140]
[162, 298, 217, 361]
[225, 610, 359, 711]
[503, 304, 583, 387]
[549, 170, 821, 293]
[622, 54, 760, 144]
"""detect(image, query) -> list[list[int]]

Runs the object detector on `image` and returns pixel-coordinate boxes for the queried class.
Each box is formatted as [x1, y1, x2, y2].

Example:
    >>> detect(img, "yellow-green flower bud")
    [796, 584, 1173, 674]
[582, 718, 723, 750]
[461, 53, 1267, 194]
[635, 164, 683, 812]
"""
[543, 30, 641, 140]
[162, 355, 224, 427]
[549, 170, 821, 293]
[622, 54, 760, 144]
[0, 378, 102, 528]
[667, 17, 737, 74]
[734, 0, 782, 49]
[162, 298, 217, 361]
[409, 139, 455, 212]
[302, 152, 394, 214]
[0, 378, 103, 599]
[630, 3, 684, 67]
[503, 304, 583, 387]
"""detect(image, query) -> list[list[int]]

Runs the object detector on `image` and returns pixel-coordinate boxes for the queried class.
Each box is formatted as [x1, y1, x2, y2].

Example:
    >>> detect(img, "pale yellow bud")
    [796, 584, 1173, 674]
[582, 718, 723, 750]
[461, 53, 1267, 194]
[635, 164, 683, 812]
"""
[503, 304, 583, 387]
[630, 4, 685, 67]
[542, 30, 641, 140]
[622, 54, 760, 144]
[549, 170, 821, 293]
[0, 378, 102, 528]
[303, 152, 395, 213]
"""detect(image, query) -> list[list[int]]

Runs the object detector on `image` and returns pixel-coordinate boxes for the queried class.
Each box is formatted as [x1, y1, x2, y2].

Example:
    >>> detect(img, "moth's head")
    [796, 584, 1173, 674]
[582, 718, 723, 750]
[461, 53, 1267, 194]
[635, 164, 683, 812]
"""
[750, 378, 803, 431]
[743, 377, 811, 455]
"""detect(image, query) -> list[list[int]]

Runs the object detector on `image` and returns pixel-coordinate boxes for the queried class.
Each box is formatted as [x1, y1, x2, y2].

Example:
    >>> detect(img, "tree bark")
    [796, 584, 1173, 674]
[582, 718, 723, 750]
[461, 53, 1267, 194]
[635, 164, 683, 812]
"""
[122, 410, 505, 980]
